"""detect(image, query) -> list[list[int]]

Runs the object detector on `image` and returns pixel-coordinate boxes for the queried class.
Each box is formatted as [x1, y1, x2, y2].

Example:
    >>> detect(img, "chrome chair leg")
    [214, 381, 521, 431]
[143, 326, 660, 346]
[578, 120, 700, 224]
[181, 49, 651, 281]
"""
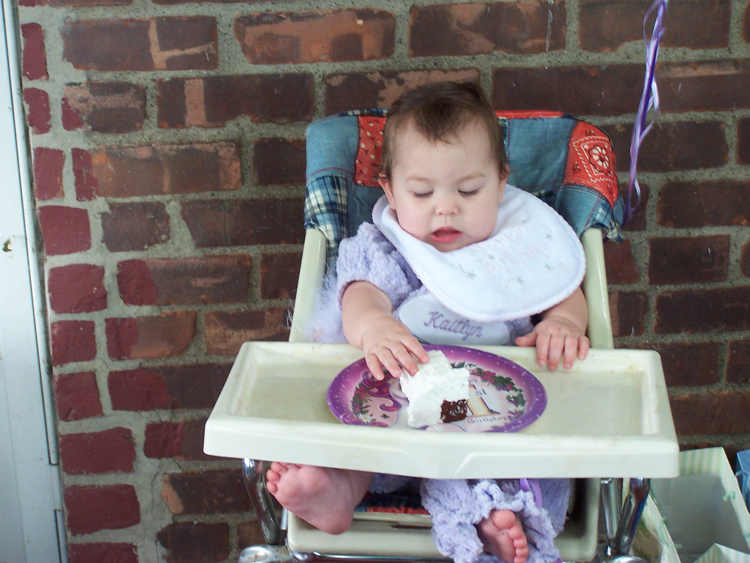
[242, 459, 282, 546]
[601, 478, 623, 557]
[239, 545, 296, 563]
[613, 478, 650, 556]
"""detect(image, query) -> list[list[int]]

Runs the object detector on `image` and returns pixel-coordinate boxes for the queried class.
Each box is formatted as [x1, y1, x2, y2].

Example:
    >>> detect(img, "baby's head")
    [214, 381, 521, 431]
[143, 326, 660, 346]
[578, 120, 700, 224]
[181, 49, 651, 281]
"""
[379, 81, 509, 252]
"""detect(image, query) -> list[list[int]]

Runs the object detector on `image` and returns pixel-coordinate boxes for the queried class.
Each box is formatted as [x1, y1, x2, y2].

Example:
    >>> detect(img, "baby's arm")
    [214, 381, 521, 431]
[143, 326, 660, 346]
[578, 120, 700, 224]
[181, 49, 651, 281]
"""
[515, 287, 589, 370]
[342, 281, 429, 379]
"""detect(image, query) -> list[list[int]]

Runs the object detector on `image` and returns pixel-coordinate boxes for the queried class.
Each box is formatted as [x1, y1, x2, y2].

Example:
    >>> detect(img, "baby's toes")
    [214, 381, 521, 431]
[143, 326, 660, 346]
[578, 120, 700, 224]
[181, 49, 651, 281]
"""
[269, 461, 287, 474]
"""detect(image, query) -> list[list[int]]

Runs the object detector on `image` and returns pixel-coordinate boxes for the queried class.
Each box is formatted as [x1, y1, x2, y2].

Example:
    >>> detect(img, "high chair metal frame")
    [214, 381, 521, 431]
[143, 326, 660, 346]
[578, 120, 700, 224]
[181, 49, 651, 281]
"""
[203, 110, 679, 563]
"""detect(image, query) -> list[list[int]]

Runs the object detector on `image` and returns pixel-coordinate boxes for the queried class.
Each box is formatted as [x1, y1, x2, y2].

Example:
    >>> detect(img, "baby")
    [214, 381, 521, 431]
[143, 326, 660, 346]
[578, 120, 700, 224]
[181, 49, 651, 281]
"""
[267, 82, 589, 563]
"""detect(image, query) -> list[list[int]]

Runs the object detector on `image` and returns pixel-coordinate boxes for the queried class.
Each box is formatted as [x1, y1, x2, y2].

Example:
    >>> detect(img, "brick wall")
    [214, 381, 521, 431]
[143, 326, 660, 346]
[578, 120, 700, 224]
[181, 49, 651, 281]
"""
[16, 0, 750, 561]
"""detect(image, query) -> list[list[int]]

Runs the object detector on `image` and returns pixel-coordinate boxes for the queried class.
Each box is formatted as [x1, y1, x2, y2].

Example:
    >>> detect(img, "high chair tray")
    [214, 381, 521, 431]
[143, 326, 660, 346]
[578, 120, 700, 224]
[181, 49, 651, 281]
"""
[204, 342, 679, 479]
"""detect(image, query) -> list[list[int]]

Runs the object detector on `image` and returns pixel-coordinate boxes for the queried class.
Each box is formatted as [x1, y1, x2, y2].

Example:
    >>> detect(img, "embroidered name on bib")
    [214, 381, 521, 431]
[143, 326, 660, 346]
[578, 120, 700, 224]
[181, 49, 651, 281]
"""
[396, 291, 512, 345]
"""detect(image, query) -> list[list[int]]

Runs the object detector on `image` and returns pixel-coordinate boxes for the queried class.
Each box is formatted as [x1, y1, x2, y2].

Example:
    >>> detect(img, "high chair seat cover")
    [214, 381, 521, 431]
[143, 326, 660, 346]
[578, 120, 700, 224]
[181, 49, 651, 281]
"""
[305, 110, 624, 270]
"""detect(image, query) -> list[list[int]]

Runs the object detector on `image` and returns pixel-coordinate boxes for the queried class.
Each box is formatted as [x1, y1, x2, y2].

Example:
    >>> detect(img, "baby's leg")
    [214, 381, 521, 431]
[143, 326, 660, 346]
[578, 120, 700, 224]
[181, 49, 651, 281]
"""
[477, 510, 529, 563]
[266, 463, 374, 535]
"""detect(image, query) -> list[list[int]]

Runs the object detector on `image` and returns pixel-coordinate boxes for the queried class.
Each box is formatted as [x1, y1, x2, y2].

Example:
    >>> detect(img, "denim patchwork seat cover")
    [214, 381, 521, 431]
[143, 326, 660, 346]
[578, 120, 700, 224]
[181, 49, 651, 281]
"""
[305, 109, 625, 271]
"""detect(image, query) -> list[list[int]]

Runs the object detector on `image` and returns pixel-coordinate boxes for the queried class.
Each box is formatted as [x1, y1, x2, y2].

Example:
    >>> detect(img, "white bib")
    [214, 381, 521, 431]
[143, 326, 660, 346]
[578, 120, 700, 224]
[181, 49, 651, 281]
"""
[373, 185, 586, 322]
[395, 287, 512, 345]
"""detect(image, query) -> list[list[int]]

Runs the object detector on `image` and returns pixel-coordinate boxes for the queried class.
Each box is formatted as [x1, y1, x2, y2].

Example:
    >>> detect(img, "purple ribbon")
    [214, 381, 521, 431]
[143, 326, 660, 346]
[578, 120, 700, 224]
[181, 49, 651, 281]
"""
[625, 0, 668, 224]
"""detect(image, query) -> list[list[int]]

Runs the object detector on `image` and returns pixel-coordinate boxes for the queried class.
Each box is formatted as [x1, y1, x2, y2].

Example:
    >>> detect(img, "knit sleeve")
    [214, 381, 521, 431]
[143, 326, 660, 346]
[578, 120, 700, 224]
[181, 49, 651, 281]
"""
[336, 223, 421, 310]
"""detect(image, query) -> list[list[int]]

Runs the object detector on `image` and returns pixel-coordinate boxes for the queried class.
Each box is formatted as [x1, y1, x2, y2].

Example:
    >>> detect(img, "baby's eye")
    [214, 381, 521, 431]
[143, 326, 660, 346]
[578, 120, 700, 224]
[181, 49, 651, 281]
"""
[412, 191, 432, 198]
[459, 188, 481, 196]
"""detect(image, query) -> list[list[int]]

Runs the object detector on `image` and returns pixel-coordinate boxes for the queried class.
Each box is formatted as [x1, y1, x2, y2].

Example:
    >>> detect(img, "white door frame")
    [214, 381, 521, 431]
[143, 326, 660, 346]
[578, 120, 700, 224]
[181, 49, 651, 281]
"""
[0, 0, 65, 560]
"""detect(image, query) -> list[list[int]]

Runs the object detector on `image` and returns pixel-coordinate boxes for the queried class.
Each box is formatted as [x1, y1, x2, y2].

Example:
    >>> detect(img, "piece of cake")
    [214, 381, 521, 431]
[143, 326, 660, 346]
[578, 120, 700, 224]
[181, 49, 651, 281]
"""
[399, 351, 470, 428]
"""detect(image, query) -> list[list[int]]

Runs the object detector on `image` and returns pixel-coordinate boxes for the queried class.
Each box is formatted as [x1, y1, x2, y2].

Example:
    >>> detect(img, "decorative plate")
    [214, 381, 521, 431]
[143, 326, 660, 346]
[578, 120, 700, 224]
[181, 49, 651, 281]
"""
[327, 345, 546, 432]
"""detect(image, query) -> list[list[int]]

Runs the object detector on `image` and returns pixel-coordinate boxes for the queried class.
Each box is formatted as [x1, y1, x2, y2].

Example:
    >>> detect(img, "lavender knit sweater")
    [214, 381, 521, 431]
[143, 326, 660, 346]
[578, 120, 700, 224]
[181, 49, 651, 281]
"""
[305, 223, 569, 563]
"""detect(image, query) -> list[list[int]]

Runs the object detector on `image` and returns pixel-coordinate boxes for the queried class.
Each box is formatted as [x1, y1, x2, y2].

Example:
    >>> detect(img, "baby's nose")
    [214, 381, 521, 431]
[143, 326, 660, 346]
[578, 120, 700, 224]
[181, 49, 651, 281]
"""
[435, 195, 459, 215]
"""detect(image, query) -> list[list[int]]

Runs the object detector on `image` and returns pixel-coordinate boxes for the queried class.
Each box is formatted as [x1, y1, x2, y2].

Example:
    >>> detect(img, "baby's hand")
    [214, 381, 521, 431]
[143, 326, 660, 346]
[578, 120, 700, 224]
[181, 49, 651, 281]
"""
[360, 315, 429, 380]
[514, 316, 589, 370]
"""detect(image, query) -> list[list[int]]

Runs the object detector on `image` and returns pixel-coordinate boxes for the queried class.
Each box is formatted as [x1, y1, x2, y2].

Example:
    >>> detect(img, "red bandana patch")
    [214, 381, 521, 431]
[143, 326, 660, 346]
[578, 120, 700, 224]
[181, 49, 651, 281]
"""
[354, 116, 386, 187]
[564, 121, 619, 208]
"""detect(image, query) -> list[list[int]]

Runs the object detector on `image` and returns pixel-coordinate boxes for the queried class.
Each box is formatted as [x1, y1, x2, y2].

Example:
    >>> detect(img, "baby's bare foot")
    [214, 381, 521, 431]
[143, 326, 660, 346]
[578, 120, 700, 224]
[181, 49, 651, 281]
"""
[265, 462, 373, 535]
[477, 509, 529, 563]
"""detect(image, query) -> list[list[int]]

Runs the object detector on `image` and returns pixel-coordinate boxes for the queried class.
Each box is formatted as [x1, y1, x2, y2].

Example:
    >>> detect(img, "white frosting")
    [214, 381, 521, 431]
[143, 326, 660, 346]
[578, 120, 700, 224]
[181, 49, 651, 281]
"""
[399, 351, 469, 428]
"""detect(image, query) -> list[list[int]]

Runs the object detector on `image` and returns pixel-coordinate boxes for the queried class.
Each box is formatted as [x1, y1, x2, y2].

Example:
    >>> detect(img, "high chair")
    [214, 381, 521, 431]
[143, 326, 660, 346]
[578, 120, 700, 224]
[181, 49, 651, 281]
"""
[204, 109, 679, 563]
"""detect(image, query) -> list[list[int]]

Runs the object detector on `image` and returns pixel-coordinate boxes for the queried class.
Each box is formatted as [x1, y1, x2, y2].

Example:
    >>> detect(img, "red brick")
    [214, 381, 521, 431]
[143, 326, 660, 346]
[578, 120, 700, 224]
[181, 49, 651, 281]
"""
[155, 0, 243, 3]
[22, 0, 130, 6]
[72, 148, 96, 201]
[32, 147, 64, 200]
[234, 9, 395, 64]
[205, 309, 289, 356]
[739, 118, 750, 165]
[655, 287, 750, 334]
[79, 142, 241, 198]
[54, 372, 103, 421]
[325, 69, 480, 115]
[62, 18, 217, 71]
[622, 183, 649, 232]
[579, 0, 730, 52]
[144, 419, 214, 460]
[603, 240, 639, 284]
[37, 206, 91, 255]
[68, 543, 138, 563]
[727, 340, 750, 384]
[65, 484, 140, 535]
[101, 202, 170, 252]
[106, 312, 196, 360]
[410, 2, 565, 57]
[21, 23, 47, 80]
[117, 255, 251, 306]
[161, 469, 250, 515]
[492, 65, 643, 116]
[108, 369, 170, 410]
[670, 391, 750, 435]
[63, 82, 146, 133]
[605, 121, 728, 173]
[48, 264, 107, 313]
[260, 252, 302, 300]
[144, 422, 184, 458]
[253, 138, 305, 186]
[609, 291, 647, 337]
[237, 520, 265, 551]
[60, 427, 135, 474]
[51, 321, 96, 366]
[658, 181, 750, 228]
[157, 74, 314, 128]
[659, 60, 750, 112]
[109, 364, 230, 411]
[180, 419, 214, 460]
[23, 88, 51, 134]
[743, 241, 750, 278]
[637, 342, 720, 387]
[157, 522, 228, 563]
[648, 235, 730, 285]
[181, 198, 304, 248]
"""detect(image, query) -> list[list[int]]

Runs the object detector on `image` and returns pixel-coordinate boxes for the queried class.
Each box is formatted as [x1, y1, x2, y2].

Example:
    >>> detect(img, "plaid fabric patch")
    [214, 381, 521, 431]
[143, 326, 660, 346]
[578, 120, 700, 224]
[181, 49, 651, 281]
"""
[304, 174, 348, 261]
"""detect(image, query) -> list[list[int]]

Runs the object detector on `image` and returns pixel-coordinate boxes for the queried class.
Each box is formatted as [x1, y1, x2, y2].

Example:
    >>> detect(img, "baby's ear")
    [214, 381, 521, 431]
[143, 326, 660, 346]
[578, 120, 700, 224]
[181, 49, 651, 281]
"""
[499, 163, 510, 180]
[379, 174, 396, 208]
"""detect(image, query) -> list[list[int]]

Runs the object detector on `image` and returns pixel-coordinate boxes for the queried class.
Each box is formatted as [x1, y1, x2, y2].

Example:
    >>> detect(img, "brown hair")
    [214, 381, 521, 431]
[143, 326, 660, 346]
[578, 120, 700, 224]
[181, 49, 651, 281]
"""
[380, 81, 508, 182]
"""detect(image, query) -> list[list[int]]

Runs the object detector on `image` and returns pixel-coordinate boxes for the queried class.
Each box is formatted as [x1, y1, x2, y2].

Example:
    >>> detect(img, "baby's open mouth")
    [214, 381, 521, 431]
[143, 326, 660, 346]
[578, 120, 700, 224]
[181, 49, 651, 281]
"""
[430, 227, 462, 244]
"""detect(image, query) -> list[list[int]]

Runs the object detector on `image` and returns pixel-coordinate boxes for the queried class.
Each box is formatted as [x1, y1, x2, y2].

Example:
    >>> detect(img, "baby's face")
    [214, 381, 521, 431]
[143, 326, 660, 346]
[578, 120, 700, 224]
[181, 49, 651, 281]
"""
[380, 121, 506, 252]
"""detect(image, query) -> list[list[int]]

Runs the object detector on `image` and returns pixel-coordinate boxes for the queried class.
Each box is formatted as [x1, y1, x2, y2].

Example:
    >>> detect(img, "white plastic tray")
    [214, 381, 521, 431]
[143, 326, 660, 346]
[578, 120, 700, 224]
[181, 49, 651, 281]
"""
[204, 342, 679, 479]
